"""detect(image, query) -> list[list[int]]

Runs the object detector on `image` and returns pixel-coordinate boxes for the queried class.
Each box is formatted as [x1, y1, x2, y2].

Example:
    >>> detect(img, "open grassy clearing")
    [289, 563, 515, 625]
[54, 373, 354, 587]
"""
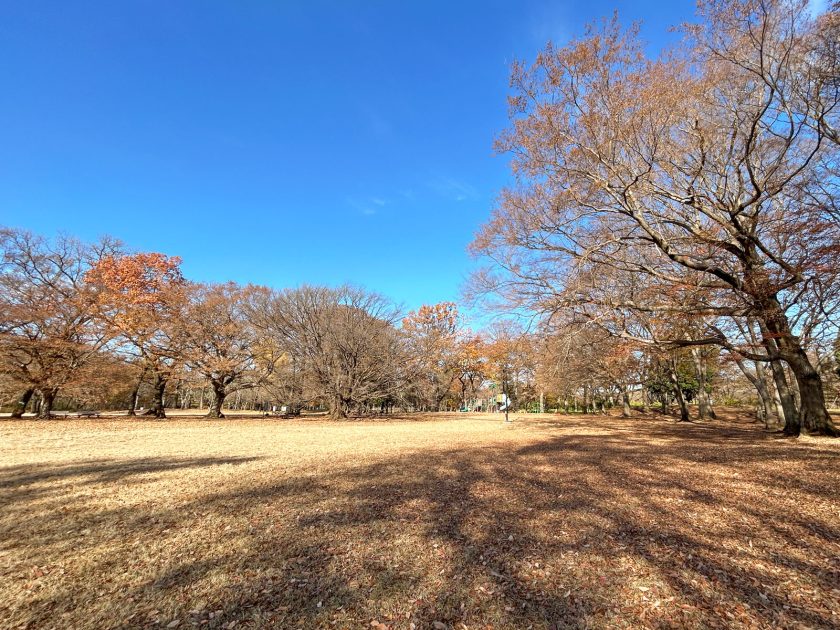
[1, 413, 838, 630]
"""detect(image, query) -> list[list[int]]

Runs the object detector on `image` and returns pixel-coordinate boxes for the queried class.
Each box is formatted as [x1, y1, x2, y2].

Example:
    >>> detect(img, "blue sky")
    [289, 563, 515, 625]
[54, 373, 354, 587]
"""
[0, 0, 697, 313]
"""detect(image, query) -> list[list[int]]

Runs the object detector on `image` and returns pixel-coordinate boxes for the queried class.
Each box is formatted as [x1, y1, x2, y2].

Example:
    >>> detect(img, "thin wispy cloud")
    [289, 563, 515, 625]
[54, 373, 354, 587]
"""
[347, 196, 389, 216]
[428, 176, 478, 202]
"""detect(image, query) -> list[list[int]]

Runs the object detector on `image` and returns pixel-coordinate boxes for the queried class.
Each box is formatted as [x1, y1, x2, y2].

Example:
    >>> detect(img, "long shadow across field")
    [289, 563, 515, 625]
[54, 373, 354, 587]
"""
[0, 456, 262, 490]
[1, 417, 838, 629]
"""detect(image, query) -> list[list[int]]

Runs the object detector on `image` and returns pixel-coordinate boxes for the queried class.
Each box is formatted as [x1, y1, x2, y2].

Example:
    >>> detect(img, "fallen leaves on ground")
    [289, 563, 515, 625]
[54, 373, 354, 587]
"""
[0, 411, 838, 629]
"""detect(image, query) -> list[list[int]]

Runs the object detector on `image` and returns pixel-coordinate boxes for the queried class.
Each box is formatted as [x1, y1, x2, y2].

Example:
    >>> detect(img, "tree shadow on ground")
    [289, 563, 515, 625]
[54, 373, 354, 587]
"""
[0, 456, 262, 490]
[1, 416, 838, 629]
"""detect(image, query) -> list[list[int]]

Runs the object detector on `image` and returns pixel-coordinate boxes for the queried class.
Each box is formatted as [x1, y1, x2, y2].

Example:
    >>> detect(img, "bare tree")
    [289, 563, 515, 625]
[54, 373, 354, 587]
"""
[471, 1, 840, 435]
[402, 302, 462, 411]
[175, 283, 276, 418]
[248, 285, 406, 418]
[0, 228, 118, 418]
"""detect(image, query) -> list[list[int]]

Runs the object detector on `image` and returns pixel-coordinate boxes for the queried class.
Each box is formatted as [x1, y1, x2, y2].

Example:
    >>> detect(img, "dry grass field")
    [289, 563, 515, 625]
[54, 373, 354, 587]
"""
[1, 412, 838, 630]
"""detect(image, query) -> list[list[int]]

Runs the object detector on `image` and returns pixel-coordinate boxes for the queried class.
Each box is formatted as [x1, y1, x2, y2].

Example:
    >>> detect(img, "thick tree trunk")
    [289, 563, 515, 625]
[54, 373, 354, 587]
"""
[691, 349, 716, 420]
[10, 387, 34, 418]
[771, 380, 786, 428]
[206, 381, 226, 418]
[329, 393, 348, 419]
[760, 300, 836, 436]
[759, 329, 800, 434]
[37, 388, 58, 419]
[127, 370, 145, 417]
[143, 372, 167, 419]
[621, 386, 632, 417]
[674, 389, 690, 422]
[785, 347, 837, 436]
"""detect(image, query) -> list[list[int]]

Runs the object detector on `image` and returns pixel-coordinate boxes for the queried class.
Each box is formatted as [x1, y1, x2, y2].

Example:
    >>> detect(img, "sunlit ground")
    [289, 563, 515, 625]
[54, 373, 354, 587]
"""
[1, 412, 838, 629]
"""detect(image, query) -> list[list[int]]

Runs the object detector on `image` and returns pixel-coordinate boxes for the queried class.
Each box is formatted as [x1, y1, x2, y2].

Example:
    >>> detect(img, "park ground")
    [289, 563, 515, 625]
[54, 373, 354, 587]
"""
[1, 412, 838, 630]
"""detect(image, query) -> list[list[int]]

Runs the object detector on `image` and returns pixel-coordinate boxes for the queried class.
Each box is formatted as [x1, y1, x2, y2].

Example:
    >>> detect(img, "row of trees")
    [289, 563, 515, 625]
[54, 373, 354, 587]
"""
[470, 0, 840, 435]
[0, 228, 517, 419]
[3, 224, 838, 425]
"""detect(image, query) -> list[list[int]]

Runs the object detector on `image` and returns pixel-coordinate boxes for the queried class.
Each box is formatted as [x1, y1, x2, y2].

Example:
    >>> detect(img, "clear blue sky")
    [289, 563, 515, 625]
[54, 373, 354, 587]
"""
[0, 0, 695, 312]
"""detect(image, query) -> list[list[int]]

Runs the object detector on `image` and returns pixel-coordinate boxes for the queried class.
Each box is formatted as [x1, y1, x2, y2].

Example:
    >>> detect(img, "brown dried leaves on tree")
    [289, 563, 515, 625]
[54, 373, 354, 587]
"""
[471, 0, 840, 435]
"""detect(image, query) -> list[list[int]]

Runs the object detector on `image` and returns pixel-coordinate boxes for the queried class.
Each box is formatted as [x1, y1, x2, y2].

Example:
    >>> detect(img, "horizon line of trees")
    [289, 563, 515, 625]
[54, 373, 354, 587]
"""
[1, 225, 838, 431]
[0, 228, 497, 420]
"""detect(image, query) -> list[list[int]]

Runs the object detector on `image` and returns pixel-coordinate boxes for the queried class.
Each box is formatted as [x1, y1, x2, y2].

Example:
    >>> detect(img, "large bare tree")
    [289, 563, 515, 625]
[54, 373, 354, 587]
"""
[175, 283, 276, 418]
[247, 285, 406, 418]
[0, 228, 118, 418]
[471, 0, 840, 435]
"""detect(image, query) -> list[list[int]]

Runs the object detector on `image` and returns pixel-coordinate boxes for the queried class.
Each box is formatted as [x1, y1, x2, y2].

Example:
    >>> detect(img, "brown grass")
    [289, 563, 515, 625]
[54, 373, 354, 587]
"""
[1, 412, 838, 629]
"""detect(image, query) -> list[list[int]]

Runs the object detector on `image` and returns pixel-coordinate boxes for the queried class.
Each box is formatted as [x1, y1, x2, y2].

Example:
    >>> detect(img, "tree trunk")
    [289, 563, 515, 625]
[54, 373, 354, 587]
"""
[127, 369, 145, 417]
[435, 391, 448, 413]
[10, 387, 34, 418]
[206, 381, 226, 418]
[691, 348, 716, 420]
[330, 393, 348, 419]
[734, 356, 774, 427]
[621, 386, 632, 417]
[749, 316, 799, 433]
[37, 388, 58, 419]
[143, 372, 167, 418]
[785, 347, 837, 436]
[668, 360, 690, 422]
[673, 387, 690, 422]
[771, 379, 786, 428]
[752, 362, 775, 427]
[759, 300, 837, 436]
[767, 354, 799, 435]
